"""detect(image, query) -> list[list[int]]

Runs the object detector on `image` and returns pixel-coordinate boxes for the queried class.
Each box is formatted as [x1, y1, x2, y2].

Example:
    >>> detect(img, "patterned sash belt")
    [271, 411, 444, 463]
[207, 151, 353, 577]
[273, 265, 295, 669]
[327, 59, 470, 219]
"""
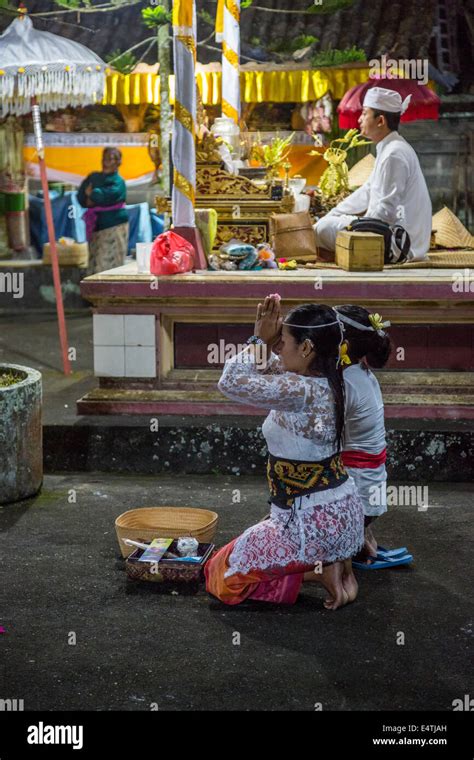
[266, 452, 348, 510]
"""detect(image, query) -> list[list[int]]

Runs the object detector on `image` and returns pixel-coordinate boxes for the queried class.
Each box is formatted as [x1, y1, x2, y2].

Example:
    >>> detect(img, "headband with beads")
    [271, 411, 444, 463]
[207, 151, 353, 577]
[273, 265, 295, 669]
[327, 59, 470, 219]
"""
[282, 317, 345, 367]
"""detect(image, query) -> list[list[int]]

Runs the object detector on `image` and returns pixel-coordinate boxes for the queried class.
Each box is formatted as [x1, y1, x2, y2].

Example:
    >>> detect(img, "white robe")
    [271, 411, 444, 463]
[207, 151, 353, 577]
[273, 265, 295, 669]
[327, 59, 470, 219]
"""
[343, 363, 387, 517]
[315, 131, 432, 261]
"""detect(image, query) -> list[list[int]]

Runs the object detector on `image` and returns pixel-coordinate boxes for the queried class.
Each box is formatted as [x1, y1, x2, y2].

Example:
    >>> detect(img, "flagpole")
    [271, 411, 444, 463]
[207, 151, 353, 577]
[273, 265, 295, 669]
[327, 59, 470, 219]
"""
[32, 99, 71, 375]
[171, 0, 206, 269]
[217, 0, 241, 125]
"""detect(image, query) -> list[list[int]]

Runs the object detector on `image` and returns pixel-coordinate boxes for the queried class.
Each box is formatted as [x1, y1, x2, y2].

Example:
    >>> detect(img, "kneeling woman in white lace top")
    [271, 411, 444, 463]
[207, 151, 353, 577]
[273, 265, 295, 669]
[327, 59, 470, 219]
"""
[205, 297, 364, 609]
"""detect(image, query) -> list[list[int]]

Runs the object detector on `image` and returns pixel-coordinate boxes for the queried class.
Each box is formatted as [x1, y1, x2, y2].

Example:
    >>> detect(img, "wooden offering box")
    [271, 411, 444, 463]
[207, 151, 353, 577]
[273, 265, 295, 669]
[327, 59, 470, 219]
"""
[335, 230, 384, 271]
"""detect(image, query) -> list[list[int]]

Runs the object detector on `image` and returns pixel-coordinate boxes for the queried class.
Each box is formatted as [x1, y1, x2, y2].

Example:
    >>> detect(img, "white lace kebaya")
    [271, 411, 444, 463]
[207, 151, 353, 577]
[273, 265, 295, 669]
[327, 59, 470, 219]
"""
[217, 346, 364, 577]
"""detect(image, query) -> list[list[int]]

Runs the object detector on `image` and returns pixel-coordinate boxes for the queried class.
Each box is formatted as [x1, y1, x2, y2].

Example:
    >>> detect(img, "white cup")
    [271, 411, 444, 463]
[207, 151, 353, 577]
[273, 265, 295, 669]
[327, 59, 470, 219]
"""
[136, 242, 153, 273]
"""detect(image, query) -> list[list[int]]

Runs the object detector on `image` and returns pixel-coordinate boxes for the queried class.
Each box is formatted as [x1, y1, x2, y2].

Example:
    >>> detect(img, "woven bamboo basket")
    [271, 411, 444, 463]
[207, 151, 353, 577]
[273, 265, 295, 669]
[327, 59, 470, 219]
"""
[348, 153, 375, 188]
[115, 507, 219, 558]
[43, 241, 89, 267]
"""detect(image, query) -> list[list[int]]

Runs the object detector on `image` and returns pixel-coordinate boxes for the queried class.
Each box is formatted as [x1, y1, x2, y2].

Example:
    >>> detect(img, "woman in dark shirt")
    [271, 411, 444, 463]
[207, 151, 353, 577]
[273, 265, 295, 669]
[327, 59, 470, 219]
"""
[78, 147, 128, 274]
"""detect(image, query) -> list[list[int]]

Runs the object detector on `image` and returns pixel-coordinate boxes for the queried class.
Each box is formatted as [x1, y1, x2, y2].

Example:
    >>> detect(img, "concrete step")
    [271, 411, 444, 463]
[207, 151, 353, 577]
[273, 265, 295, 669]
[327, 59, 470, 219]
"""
[77, 371, 474, 419]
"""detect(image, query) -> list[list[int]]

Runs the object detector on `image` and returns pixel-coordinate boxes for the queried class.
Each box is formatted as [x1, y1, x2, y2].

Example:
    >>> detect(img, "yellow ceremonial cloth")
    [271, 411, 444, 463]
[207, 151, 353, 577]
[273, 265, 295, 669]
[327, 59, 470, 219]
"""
[23, 144, 326, 186]
[103, 66, 409, 107]
[24, 146, 155, 182]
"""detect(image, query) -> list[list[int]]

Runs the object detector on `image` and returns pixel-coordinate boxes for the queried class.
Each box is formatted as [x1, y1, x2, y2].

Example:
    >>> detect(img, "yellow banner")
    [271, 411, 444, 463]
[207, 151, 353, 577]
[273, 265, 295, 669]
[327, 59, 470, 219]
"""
[173, 167, 195, 204]
[215, 0, 224, 38]
[177, 34, 196, 61]
[226, 0, 240, 23]
[172, 0, 193, 29]
[222, 99, 239, 124]
[222, 41, 239, 70]
[175, 99, 194, 134]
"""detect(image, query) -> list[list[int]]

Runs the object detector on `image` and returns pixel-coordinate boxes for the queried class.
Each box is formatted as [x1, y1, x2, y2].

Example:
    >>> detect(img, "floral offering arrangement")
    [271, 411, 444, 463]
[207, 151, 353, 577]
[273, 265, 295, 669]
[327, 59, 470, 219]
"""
[250, 132, 295, 180]
[313, 128, 371, 199]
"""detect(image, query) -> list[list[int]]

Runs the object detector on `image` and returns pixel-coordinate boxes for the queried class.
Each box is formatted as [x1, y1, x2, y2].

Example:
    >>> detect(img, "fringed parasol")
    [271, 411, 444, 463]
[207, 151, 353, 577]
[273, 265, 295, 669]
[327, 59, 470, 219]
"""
[0, 14, 106, 117]
[0, 8, 108, 374]
[338, 79, 440, 129]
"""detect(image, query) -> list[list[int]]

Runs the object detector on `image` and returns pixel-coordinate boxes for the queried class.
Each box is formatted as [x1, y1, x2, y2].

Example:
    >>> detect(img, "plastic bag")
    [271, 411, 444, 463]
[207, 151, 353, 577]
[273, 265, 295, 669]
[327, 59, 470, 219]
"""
[150, 230, 195, 275]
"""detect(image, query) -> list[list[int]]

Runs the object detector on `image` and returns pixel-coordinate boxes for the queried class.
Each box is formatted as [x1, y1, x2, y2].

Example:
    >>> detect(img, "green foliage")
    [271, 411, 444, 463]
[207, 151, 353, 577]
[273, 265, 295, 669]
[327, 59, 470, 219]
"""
[53, 0, 92, 8]
[53, 0, 131, 6]
[106, 49, 137, 75]
[0, 370, 22, 388]
[269, 34, 318, 54]
[198, 9, 214, 27]
[311, 46, 366, 67]
[141, 5, 171, 28]
[239, 0, 355, 11]
[308, 0, 356, 13]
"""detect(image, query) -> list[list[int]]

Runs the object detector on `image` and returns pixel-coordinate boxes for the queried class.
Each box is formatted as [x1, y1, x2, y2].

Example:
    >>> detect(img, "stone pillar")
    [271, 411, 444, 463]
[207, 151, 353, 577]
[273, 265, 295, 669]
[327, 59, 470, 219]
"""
[0, 364, 42, 504]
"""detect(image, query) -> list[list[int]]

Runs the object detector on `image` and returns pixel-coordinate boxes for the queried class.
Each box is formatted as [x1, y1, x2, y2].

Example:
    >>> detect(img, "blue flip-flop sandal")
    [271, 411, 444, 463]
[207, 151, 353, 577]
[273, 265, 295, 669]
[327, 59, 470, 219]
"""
[376, 545, 409, 559]
[353, 553, 413, 570]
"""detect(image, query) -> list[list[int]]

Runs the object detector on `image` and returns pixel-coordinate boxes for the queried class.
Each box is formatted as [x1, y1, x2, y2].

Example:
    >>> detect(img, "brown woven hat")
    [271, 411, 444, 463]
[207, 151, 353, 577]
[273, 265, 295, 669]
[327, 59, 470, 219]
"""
[348, 153, 375, 188]
[431, 207, 474, 249]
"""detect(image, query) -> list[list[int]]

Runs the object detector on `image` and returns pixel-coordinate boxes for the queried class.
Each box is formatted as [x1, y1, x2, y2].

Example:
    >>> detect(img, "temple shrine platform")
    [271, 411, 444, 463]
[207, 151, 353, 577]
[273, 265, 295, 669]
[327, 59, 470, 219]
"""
[78, 263, 474, 420]
[1, 308, 471, 481]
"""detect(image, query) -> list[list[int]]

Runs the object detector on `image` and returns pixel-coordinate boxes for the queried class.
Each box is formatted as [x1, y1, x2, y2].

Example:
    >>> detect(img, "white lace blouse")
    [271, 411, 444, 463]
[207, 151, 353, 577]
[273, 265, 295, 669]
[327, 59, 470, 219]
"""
[218, 346, 363, 572]
[218, 346, 340, 461]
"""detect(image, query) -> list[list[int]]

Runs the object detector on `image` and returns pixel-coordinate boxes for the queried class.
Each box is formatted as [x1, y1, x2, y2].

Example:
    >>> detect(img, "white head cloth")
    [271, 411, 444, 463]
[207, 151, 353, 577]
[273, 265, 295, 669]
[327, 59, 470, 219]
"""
[363, 86, 412, 115]
[334, 308, 391, 337]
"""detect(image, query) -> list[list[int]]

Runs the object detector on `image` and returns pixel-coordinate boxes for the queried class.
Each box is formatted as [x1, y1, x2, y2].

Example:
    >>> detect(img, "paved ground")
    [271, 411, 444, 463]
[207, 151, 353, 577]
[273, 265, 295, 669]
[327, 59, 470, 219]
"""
[0, 474, 472, 712]
[0, 312, 95, 426]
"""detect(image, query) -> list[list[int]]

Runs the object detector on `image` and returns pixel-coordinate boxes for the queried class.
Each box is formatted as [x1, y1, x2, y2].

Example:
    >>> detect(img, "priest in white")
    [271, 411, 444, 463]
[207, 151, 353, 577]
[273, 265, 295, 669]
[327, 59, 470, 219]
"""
[314, 87, 432, 261]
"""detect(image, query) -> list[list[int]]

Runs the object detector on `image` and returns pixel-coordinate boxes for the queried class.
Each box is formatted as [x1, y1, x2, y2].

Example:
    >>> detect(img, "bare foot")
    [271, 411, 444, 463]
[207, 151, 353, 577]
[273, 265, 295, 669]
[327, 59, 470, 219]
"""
[316, 246, 335, 263]
[353, 527, 378, 565]
[342, 558, 358, 603]
[322, 563, 349, 610]
[365, 525, 378, 556]
[304, 562, 351, 610]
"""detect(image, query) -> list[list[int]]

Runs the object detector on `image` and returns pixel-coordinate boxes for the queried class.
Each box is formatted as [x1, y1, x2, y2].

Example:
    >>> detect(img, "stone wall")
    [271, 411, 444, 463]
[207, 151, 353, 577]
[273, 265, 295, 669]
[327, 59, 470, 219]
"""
[401, 116, 473, 229]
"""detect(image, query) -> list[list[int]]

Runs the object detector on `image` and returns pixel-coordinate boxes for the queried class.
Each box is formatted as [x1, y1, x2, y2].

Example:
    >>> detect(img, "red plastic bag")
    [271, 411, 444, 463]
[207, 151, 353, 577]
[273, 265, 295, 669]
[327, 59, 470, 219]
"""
[150, 231, 195, 275]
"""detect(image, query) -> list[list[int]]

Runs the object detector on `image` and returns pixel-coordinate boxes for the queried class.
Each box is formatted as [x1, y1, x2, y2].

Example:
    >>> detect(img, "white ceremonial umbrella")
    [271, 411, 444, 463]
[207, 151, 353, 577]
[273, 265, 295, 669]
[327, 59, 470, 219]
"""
[0, 9, 108, 374]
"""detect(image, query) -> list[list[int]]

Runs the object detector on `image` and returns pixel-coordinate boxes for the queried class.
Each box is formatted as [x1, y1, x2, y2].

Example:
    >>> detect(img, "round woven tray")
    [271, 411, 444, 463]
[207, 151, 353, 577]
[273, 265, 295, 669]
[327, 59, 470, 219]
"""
[115, 506, 219, 558]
